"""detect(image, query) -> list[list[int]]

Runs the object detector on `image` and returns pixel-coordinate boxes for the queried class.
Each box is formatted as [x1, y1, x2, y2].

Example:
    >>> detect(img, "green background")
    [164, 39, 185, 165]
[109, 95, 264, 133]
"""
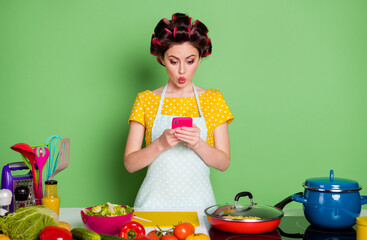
[1, 0, 366, 209]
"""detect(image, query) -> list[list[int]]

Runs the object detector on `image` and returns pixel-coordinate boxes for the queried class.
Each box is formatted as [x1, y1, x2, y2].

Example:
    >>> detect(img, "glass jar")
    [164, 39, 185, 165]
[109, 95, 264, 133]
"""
[41, 180, 60, 215]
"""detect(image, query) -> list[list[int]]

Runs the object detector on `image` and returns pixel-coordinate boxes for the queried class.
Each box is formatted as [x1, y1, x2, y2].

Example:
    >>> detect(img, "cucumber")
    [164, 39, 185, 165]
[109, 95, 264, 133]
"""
[71, 228, 101, 240]
[100, 234, 123, 240]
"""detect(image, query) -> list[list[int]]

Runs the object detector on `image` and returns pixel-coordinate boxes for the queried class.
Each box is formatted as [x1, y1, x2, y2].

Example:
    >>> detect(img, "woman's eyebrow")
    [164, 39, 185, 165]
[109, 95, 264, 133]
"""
[168, 54, 197, 59]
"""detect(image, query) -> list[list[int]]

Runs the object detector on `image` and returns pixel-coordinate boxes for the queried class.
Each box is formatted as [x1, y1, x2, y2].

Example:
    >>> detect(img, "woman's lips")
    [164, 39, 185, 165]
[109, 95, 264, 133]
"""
[178, 77, 186, 84]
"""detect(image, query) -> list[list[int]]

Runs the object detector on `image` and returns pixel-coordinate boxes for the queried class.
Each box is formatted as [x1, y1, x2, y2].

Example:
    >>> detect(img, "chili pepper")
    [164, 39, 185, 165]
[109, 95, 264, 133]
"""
[119, 221, 146, 240]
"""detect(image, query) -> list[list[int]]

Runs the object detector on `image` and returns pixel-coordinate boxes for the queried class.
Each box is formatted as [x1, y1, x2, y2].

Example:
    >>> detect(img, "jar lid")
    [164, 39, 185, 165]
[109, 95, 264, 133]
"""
[303, 170, 361, 192]
[45, 180, 58, 185]
[357, 216, 367, 226]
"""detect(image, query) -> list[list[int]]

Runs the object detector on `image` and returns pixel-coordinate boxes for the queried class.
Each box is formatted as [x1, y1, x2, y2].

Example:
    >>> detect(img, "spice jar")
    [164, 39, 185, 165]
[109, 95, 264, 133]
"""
[357, 216, 367, 240]
[41, 180, 60, 215]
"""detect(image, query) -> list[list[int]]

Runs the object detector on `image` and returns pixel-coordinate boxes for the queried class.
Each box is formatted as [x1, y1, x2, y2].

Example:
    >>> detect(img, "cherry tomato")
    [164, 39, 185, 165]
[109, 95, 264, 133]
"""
[161, 235, 178, 240]
[185, 233, 210, 240]
[39, 226, 72, 240]
[147, 230, 162, 240]
[136, 236, 156, 240]
[173, 222, 195, 240]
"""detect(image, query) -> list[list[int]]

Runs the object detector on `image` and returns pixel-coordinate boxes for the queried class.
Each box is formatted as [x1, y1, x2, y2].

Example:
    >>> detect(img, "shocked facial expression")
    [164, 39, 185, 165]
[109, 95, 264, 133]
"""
[161, 42, 201, 88]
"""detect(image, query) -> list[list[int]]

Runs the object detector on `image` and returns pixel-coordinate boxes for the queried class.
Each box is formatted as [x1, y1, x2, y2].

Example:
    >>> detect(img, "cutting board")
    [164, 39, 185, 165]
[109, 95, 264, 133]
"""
[133, 211, 200, 227]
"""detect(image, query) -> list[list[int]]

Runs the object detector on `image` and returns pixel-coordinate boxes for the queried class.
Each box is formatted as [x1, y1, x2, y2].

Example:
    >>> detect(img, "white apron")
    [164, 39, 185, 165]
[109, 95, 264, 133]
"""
[134, 83, 216, 210]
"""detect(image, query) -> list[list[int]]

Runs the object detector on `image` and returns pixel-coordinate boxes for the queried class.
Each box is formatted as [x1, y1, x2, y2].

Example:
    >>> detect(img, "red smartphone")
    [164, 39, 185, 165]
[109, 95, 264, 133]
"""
[172, 117, 193, 129]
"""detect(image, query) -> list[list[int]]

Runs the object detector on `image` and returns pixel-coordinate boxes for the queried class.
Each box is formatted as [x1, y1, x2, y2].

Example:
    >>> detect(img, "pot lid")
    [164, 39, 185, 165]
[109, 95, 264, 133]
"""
[204, 192, 283, 222]
[304, 170, 361, 192]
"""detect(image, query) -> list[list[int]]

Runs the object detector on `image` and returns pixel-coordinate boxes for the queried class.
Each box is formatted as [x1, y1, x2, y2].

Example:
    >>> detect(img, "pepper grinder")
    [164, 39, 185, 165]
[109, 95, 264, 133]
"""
[0, 189, 12, 216]
[14, 185, 30, 210]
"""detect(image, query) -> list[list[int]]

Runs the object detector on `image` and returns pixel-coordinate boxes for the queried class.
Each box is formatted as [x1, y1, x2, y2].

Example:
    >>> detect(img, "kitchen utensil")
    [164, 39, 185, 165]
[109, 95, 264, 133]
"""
[10, 143, 35, 172]
[132, 215, 152, 222]
[133, 211, 199, 227]
[1, 162, 36, 212]
[45, 135, 62, 180]
[204, 191, 301, 234]
[292, 170, 367, 229]
[49, 138, 70, 180]
[0, 189, 12, 216]
[34, 146, 50, 199]
[81, 206, 134, 236]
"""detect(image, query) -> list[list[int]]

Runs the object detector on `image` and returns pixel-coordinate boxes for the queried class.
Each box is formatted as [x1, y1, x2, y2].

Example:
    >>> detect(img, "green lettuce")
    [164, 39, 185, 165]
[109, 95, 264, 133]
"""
[0, 205, 58, 240]
[85, 202, 134, 216]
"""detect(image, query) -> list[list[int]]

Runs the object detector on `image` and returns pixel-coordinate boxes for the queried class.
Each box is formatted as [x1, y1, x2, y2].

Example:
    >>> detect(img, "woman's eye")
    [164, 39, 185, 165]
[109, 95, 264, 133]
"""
[187, 60, 195, 64]
[170, 60, 178, 65]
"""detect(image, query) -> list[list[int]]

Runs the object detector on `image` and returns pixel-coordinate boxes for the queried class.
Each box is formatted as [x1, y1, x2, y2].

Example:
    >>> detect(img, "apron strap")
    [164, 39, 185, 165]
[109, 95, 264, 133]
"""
[192, 83, 203, 118]
[157, 83, 203, 117]
[156, 84, 168, 117]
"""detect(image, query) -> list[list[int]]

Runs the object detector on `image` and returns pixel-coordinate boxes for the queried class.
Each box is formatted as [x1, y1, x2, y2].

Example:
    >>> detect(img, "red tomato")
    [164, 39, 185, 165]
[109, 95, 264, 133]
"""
[173, 222, 195, 240]
[136, 235, 156, 240]
[161, 235, 178, 240]
[39, 226, 72, 240]
[147, 230, 162, 240]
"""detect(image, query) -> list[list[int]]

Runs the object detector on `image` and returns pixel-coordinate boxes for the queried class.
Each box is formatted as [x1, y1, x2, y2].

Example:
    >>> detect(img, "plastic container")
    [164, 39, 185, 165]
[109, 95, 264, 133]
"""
[41, 180, 60, 215]
[357, 216, 367, 240]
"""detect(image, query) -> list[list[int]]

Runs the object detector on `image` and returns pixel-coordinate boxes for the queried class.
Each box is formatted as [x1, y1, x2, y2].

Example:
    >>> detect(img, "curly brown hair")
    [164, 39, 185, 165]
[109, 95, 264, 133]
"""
[150, 13, 212, 66]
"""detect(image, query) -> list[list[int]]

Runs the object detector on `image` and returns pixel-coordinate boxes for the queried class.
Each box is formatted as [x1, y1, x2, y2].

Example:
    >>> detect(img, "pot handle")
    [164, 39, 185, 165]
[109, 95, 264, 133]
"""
[274, 192, 303, 210]
[234, 191, 255, 208]
[361, 195, 367, 205]
[292, 193, 307, 204]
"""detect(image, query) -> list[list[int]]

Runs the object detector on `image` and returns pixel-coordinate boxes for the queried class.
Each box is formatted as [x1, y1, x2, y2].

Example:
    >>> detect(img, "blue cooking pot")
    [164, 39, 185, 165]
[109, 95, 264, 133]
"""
[292, 170, 367, 229]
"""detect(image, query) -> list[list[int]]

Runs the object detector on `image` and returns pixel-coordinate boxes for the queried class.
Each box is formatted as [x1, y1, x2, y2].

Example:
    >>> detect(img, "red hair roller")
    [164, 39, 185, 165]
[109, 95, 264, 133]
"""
[173, 27, 177, 37]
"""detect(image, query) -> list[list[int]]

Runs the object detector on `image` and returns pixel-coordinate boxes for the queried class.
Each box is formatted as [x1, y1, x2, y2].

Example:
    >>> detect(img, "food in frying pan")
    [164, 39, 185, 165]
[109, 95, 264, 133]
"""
[222, 215, 261, 220]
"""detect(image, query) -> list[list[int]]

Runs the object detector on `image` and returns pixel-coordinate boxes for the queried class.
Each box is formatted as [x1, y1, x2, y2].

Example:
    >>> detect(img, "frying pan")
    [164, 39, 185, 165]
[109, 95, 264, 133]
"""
[204, 191, 302, 234]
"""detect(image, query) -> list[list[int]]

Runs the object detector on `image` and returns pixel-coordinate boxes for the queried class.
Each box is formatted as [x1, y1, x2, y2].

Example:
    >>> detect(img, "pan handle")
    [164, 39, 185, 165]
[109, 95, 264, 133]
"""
[274, 192, 303, 210]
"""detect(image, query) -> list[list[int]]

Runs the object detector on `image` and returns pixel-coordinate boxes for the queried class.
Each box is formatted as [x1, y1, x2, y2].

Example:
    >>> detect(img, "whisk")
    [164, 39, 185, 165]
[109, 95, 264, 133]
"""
[45, 135, 62, 180]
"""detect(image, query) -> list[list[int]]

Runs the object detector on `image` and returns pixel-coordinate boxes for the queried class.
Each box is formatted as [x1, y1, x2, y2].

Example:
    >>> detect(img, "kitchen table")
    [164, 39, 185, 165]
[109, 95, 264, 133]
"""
[59, 207, 212, 235]
[59, 208, 367, 239]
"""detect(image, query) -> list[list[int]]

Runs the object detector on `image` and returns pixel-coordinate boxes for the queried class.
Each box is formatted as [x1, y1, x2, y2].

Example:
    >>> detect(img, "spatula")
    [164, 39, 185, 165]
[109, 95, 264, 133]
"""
[49, 138, 70, 180]
[34, 147, 50, 199]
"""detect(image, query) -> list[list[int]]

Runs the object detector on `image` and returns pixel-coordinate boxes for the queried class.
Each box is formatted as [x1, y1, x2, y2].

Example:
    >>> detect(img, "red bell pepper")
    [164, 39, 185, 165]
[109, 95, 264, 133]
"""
[119, 221, 146, 240]
[39, 226, 72, 240]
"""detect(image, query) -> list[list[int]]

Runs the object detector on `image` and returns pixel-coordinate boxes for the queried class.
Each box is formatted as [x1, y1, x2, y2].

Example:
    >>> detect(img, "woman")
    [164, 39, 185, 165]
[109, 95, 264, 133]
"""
[124, 13, 234, 210]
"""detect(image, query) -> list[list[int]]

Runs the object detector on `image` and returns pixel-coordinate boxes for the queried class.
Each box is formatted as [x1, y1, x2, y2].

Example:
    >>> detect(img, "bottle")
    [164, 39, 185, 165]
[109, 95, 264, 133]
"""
[41, 180, 60, 215]
[357, 216, 367, 240]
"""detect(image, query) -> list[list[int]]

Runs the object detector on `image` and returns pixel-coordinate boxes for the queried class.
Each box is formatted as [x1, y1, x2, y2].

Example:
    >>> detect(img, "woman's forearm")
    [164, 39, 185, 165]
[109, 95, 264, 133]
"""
[124, 139, 164, 173]
[192, 139, 230, 171]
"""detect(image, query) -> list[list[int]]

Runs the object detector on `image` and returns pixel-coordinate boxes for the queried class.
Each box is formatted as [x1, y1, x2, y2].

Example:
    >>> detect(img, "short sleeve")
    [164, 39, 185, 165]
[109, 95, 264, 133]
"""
[212, 91, 234, 129]
[128, 93, 145, 126]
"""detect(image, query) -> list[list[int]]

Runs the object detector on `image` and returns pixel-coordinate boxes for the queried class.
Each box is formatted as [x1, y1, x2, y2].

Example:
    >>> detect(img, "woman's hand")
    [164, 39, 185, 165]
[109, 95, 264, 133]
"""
[158, 129, 181, 150]
[174, 124, 201, 150]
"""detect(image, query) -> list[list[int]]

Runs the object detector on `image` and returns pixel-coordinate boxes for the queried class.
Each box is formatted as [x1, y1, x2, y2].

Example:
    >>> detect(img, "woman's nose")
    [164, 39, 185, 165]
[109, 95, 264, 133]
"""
[178, 63, 185, 74]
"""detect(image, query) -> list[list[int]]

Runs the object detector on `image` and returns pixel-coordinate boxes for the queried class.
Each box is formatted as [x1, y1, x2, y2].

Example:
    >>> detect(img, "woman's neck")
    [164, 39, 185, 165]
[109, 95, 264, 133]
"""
[165, 81, 194, 97]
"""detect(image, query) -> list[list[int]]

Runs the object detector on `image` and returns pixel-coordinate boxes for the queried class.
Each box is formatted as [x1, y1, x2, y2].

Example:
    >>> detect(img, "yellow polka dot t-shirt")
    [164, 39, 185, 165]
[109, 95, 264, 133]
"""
[128, 89, 234, 146]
